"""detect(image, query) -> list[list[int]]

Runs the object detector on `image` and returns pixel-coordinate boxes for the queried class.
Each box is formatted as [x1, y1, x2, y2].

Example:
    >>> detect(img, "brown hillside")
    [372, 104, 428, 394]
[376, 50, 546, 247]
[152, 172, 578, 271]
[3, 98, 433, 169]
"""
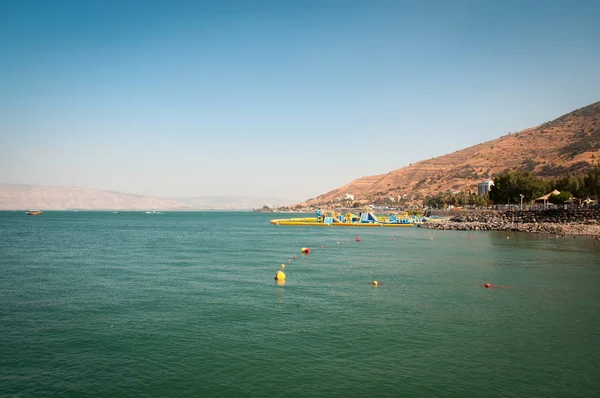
[305, 101, 600, 205]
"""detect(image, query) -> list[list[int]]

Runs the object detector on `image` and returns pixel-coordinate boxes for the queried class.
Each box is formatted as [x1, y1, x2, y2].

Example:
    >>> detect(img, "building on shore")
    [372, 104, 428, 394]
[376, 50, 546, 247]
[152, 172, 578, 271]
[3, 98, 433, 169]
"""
[477, 180, 494, 195]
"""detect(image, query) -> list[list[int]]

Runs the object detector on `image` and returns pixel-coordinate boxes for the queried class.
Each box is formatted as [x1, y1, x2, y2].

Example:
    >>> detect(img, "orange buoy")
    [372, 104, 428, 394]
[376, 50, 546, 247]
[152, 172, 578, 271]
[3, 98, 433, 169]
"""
[292, 255, 296, 260]
[391, 238, 395, 240]
[301, 247, 310, 254]
[484, 283, 491, 288]
[356, 236, 360, 242]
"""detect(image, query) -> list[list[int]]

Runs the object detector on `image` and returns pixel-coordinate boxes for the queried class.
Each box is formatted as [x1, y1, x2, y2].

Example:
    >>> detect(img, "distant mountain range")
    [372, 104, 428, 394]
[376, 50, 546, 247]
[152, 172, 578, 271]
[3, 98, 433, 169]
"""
[304, 101, 600, 205]
[0, 184, 294, 210]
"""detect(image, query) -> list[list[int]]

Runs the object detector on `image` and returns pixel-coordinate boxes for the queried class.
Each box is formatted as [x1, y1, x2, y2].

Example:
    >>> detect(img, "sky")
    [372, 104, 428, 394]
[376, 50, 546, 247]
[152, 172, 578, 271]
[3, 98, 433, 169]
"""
[1, 0, 599, 201]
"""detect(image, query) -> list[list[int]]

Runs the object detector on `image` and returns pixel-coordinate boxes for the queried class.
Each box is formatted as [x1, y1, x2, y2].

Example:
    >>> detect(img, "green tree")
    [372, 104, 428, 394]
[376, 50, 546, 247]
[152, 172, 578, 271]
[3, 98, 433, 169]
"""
[423, 193, 441, 208]
[470, 193, 489, 208]
[583, 161, 600, 200]
[553, 173, 585, 198]
[489, 171, 550, 204]
[548, 191, 573, 205]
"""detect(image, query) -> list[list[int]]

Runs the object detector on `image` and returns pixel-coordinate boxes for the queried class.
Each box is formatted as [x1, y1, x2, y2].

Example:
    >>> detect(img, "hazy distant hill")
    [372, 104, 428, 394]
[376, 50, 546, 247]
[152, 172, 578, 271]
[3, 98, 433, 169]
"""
[0, 184, 294, 210]
[305, 101, 600, 205]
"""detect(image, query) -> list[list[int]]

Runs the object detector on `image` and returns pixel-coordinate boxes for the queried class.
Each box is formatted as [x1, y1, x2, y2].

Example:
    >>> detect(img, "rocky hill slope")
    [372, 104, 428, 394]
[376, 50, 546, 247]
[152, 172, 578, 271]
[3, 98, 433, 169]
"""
[305, 101, 600, 205]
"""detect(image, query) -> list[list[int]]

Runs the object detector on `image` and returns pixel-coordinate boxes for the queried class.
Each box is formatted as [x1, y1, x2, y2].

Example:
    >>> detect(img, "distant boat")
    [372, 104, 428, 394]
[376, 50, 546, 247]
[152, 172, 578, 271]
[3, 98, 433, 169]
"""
[26, 210, 42, 216]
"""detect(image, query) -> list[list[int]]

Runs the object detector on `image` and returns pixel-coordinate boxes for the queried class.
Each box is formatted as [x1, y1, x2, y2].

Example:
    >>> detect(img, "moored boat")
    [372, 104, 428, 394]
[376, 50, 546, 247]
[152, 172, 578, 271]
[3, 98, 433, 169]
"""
[26, 210, 42, 216]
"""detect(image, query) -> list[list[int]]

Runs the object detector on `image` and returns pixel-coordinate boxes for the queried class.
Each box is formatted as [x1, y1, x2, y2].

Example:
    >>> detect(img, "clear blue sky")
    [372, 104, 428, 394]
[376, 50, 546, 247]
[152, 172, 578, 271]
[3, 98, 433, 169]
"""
[1, 0, 599, 201]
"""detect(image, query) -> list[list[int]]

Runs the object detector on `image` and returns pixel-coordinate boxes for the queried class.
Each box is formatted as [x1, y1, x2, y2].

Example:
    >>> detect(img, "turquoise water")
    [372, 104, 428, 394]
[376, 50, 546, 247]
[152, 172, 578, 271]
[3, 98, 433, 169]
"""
[1, 211, 599, 397]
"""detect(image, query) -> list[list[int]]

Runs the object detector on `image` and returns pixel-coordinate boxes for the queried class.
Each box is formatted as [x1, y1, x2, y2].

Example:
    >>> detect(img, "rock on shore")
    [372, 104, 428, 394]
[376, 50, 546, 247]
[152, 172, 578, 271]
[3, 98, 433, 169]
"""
[420, 209, 600, 236]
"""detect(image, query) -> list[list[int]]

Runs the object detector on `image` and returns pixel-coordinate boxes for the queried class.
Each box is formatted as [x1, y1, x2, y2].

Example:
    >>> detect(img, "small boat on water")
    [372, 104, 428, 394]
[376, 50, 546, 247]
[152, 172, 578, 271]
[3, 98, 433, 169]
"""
[26, 210, 42, 216]
[271, 209, 419, 227]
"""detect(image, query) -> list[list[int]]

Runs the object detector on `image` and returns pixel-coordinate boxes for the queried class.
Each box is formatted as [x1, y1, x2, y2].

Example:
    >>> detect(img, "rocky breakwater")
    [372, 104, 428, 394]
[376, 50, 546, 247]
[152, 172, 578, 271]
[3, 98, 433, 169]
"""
[420, 209, 600, 235]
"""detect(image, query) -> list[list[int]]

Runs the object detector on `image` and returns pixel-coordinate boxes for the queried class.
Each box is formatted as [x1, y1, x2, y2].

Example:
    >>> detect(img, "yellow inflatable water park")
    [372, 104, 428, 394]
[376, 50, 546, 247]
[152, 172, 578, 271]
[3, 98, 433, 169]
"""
[270, 209, 419, 227]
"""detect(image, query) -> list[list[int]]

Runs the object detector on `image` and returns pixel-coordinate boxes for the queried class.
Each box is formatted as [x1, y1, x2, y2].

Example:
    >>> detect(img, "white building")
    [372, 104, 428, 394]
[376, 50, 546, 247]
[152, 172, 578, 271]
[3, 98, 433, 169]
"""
[343, 193, 355, 201]
[477, 180, 494, 195]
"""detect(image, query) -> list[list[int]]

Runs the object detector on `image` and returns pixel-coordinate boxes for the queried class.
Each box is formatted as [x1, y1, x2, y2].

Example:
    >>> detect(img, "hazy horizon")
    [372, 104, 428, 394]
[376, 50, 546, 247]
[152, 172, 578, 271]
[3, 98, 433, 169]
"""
[0, 182, 297, 201]
[1, 1, 599, 201]
[0, 183, 298, 210]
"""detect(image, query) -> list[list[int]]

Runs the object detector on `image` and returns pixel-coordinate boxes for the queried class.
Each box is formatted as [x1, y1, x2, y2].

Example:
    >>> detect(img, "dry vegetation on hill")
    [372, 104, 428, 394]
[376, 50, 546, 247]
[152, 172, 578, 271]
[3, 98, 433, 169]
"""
[304, 101, 600, 205]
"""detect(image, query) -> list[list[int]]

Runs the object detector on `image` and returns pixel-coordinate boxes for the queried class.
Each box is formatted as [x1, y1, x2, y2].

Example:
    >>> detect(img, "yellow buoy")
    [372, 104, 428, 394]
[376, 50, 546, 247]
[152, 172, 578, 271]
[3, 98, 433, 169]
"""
[281, 264, 285, 269]
[373, 280, 378, 286]
[275, 270, 286, 281]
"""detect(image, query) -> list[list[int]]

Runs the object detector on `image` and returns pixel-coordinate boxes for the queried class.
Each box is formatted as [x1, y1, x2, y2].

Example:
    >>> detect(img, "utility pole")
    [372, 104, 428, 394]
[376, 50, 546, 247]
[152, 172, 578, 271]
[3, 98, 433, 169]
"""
[520, 194, 524, 211]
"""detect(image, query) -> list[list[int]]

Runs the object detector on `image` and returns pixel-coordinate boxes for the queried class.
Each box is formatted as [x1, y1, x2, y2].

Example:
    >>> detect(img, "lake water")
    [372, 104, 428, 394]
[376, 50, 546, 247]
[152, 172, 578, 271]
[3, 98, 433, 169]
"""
[1, 211, 599, 397]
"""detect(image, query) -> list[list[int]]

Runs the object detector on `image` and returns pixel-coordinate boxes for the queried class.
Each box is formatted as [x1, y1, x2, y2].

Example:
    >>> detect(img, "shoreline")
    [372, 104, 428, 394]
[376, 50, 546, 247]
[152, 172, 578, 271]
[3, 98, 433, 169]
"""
[419, 209, 600, 236]
[419, 220, 600, 236]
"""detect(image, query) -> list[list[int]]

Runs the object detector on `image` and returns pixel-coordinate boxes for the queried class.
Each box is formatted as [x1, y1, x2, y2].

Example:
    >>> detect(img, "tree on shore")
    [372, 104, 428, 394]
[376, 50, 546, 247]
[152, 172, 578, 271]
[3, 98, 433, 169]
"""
[488, 162, 600, 205]
[489, 171, 549, 204]
[583, 161, 600, 201]
[423, 190, 488, 209]
[550, 173, 585, 198]
[548, 191, 573, 205]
